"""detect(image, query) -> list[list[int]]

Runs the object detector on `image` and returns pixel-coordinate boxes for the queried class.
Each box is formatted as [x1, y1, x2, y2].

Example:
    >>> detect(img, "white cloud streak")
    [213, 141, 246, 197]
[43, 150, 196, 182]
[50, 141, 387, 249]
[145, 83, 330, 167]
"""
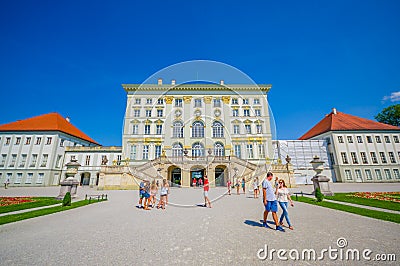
[383, 91, 400, 102]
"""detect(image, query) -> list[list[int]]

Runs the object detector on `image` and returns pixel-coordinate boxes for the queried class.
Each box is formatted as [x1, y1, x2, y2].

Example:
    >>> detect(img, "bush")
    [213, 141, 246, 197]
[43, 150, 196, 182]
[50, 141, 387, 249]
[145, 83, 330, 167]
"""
[62, 192, 71, 206]
[315, 188, 324, 202]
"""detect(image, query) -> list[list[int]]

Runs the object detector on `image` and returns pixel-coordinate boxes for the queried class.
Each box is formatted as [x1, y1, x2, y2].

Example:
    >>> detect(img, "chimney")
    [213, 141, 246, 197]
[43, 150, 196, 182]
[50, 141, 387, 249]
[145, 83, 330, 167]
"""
[332, 108, 337, 115]
[171, 79, 176, 85]
[157, 78, 163, 85]
[220, 80, 224, 85]
[66, 117, 70, 123]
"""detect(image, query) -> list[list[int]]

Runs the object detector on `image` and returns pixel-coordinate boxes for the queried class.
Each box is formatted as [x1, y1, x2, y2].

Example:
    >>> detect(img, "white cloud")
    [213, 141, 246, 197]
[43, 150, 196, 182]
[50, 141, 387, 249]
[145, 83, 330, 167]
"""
[383, 91, 400, 102]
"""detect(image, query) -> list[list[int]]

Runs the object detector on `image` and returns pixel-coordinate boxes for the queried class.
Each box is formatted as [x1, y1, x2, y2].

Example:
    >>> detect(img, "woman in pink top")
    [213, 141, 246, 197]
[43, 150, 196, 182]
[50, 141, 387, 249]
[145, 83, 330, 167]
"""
[203, 176, 211, 208]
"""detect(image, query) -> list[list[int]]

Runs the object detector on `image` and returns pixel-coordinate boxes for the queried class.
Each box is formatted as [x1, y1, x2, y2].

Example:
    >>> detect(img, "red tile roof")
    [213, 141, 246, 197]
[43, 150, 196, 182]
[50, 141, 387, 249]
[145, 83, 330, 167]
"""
[0, 113, 99, 145]
[299, 109, 400, 140]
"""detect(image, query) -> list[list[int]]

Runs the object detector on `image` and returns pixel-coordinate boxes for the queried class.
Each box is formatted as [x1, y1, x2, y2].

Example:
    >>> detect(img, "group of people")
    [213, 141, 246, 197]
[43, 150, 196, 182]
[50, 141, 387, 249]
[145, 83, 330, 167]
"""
[137, 179, 169, 210]
[227, 173, 294, 232]
[192, 178, 203, 187]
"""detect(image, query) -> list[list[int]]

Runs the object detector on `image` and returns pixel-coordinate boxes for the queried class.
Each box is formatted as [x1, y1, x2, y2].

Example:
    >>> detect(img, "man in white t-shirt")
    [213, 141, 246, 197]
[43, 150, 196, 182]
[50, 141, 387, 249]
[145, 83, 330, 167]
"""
[262, 172, 284, 232]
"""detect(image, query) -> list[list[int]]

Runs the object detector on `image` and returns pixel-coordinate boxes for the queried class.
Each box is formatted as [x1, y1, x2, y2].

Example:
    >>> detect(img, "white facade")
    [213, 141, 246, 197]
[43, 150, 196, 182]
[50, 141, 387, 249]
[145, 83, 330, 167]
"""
[62, 146, 122, 187]
[0, 131, 97, 186]
[310, 131, 400, 182]
[122, 82, 274, 166]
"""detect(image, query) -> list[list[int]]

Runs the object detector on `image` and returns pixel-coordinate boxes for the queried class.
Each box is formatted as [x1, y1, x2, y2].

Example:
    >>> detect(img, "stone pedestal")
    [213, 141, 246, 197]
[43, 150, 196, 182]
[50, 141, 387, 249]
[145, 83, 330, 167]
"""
[56, 159, 81, 199]
[310, 156, 334, 196]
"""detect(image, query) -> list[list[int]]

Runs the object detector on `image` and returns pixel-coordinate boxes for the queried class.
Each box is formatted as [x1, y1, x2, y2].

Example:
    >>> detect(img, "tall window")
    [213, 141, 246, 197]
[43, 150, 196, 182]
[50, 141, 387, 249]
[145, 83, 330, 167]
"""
[337, 136, 343, 143]
[26, 173, 33, 184]
[256, 125, 263, 134]
[130, 145, 137, 160]
[232, 109, 239, 117]
[194, 99, 202, 107]
[246, 144, 254, 159]
[245, 124, 251, 134]
[255, 109, 261, 116]
[36, 137, 41, 145]
[135, 98, 141, 104]
[25, 137, 31, 145]
[40, 154, 48, 167]
[46, 137, 52, 145]
[242, 98, 249, 105]
[350, 152, 358, 164]
[85, 155, 90, 166]
[145, 110, 152, 117]
[231, 98, 238, 104]
[394, 136, 399, 143]
[388, 152, 396, 163]
[19, 154, 27, 167]
[192, 121, 204, 138]
[341, 152, 348, 164]
[214, 143, 225, 156]
[379, 152, 387, 163]
[146, 98, 153, 104]
[192, 142, 204, 157]
[15, 137, 21, 145]
[157, 98, 164, 105]
[213, 98, 221, 107]
[5, 137, 10, 145]
[212, 121, 224, 138]
[384, 169, 392, 180]
[243, 109, 250, 117]
[344, 170, 352, 180]
[253, 98, 260, 104]
[366, 136, 372, 143]
[365, 169, 372, 180]
[370, 152, 378, 164]
[15, 173, 22, 184]
[155, 145, 162, 158]
[132, 125, 139, 135]
[60, 139, 65, 147]
[258, 144, 265, 158]
[175, 98, 183, 107]
[172, 143, 183, 157]
[37, 173, 44, 184]
[384, 136, 390, 143]
[234, 145, 241, 158]
[233, 125, 240, 134]
[393, 169, 400, 179]
[144, 125, 151, 135]
[355, 169, 362, 181]
[117, 155, 122, 165]
[143, 145, 149, 160]
[101, 155, 108, 165]
[347, 136, 353, 143]
[356, 136, 363, 143]
[173, 121, 184, 138]
[157, 109, 163, 117]
[375, 169, 382, 180]
[375, 136, 381, 143]
[134, 109, 140, 117]
[360, 152, 368, 164]
[9, 154, 17, 167]
[156, 125, 163, 135]
[56, 155, 63, 168]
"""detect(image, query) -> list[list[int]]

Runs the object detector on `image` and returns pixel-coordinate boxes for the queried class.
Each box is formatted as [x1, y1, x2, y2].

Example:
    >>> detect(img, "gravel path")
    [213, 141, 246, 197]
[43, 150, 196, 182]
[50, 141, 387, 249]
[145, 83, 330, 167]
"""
[0, 185, 399, 265]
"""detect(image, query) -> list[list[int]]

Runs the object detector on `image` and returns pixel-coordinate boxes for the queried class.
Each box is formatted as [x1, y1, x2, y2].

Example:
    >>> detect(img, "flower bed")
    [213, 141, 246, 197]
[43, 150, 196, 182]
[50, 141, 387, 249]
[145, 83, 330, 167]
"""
[351, 192, 400, 203]
[0, 197, 35, 207]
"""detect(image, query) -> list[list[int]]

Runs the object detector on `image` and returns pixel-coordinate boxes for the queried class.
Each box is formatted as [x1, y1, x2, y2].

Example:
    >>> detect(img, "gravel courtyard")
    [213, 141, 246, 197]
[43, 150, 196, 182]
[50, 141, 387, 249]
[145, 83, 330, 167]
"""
[0, 184, 399, 265]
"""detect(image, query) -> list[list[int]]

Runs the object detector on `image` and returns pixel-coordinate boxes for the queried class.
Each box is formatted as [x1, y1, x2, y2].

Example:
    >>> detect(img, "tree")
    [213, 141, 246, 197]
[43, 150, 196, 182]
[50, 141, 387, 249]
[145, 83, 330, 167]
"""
[62, 192, 71, 206]
[375, 104, 400, 127]
[315, 188, 324, 202]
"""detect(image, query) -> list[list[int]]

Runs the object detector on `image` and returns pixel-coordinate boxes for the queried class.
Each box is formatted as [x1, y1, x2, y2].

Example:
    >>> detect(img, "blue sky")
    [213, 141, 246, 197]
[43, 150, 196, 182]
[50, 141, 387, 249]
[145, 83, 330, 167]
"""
[0, 0, 399, 146]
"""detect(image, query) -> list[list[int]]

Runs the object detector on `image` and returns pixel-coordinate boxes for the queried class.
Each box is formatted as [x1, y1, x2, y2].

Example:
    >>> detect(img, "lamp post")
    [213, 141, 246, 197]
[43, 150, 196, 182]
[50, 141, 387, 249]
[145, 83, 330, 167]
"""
[285, 155, 292, 188]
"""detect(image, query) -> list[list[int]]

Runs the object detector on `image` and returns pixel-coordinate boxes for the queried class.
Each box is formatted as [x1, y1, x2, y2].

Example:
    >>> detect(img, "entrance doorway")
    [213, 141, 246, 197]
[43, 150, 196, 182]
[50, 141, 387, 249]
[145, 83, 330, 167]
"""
[191, 168, 205, 187]
[80, 172, 90, 186]
[215, 167, 225, 186]
[171, 168, 181, 187]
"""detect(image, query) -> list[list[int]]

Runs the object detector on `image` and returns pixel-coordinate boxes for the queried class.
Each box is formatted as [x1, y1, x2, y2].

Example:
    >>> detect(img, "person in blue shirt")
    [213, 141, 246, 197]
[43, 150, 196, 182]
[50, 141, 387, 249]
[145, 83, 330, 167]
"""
[262, 172, 285, 232]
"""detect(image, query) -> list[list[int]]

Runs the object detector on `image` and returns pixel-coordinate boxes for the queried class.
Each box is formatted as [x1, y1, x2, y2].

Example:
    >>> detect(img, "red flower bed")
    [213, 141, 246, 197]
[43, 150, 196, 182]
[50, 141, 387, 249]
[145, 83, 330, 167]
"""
[0, 197, 35, 207]
[351, 192, 400, 203]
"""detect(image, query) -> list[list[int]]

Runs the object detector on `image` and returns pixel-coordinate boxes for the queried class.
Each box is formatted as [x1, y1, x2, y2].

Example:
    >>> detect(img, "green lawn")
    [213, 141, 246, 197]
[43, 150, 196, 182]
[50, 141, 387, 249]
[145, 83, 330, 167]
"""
[0, 197, 62, 214]
[0, 199, 106, 225]
[293, 196, 400, 224]
[325, 193, 400, 211]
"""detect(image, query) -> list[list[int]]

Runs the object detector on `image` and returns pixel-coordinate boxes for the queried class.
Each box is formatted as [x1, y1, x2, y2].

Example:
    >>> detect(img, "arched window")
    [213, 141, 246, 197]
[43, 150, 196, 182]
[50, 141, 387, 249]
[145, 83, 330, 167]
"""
[192, 121, 204, 138]
[212, 121, 224, 138]
[173, 121, 184, 138]
[214, 142, 225, 156]
[192, 142, 204, 157]
[172, 143, 183, 157]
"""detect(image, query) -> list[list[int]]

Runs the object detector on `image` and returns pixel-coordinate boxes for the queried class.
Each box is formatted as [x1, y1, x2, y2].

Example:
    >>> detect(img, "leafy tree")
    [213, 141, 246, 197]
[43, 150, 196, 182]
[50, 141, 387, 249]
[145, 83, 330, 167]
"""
[375, 104, 400, 127]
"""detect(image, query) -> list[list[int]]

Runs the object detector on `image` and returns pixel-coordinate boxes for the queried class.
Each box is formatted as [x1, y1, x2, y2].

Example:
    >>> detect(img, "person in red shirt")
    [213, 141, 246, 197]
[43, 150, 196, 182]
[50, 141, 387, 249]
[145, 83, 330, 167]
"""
[203, 175, 211, 208]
